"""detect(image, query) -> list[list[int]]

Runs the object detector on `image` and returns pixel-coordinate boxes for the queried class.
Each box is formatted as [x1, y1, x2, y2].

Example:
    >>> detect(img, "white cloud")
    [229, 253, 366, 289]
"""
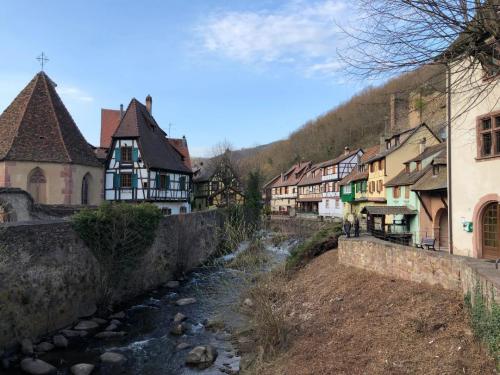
[57, 86, 94, 102]
[196, 0, 351, 77]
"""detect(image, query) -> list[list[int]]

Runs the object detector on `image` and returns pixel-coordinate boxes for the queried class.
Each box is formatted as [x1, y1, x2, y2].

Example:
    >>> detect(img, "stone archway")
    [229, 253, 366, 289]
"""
[27, 167, 47, 204]
[472, 194, 500, 258]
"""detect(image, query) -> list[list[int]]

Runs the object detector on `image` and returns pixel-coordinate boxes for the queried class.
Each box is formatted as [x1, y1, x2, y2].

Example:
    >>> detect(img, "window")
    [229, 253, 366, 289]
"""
[121, 146, 133, 162]
[415, 161, 422, 171]
[211, 181, 219, 192]
[143, 181, 148, 189]
[377, 180, 383, 193]
[162, 208, 172, 216]
[325, 199, 329, 208]
[335, 199, 340, 208]
[160, 175, 170, 189]
[180, 206, 187, 214]
[120, 173, 132, 188]
[344, 184, 352, 194]
[405, 164, 410, 173]
[370, 163, 374, 173]
[393, 186, 400, 199]
[179, 176, 186, 191]
[478, 113, 500, 158]
[433, 165, 439, 176]
[81, 173, 91, 205]
[405, 186, 410, 199]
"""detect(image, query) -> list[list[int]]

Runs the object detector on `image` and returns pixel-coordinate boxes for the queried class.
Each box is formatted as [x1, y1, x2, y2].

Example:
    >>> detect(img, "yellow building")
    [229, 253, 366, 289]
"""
[269, 162, 310, 215]
[363, 124, 441, 232]
[0, 72, 103, 206]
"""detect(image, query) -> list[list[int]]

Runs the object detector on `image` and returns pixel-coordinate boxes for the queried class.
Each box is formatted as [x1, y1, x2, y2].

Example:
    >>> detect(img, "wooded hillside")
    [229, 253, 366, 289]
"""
[236, 65, 446, 182]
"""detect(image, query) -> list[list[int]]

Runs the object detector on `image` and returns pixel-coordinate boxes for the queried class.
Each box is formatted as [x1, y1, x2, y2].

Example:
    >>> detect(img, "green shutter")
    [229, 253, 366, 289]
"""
[132, 148, 139, 162]
[113, 173, 120, 188]
[180, 176, 185, 191]
[114, 148, 121, 161]
[166, 175, 171, 189]
[155, 174, 160, 189]
[132, 173, 138, 188]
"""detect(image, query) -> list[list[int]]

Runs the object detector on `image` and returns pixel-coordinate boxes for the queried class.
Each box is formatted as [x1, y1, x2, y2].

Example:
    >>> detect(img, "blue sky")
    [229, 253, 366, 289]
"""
[0, 0, 364, 157]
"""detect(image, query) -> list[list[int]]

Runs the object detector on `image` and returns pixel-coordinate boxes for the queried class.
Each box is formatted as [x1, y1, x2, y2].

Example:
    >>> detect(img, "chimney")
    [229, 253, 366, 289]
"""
[344, 146, 350, 155]
[120, 104, 124, 119]
[419, 137, 427, 153]
[146, 95, 152, 114]
[182, 135, 187, 147]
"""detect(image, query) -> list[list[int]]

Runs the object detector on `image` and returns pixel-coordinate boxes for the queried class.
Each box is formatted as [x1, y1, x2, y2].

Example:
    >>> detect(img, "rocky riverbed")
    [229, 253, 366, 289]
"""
[2, 233, 292, 375]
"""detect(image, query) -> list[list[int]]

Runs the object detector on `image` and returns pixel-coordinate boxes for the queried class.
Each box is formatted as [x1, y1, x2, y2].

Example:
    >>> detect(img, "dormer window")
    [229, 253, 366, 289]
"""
[416, 161, 422, 171]
[433, 165, 439, 176]
[386, 141, 391, 150]
[121, 146, 133, 162]
[405, 164, 410, 173]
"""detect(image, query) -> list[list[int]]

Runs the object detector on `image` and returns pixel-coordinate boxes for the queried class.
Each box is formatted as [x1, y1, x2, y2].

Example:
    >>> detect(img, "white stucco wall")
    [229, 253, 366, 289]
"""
[450, 59, 500, 257]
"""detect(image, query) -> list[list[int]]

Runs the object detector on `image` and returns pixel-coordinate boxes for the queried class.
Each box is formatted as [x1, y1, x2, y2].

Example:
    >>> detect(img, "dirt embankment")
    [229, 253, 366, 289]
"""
[245, 250, 495, 375]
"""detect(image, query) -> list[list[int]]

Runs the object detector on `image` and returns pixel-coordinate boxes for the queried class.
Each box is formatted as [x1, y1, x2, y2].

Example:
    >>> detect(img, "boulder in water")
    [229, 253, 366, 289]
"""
[53, 334, 68, 348]
[185, 345, 218, 369]
[94, 331, 126, 339]
[20, 358, 56, 374]
[100, 352, 126, 365]
[176, 297, 196, 306]
[166, 280, 180, 288]
[70, 363, 95, 375]
[173, 312, 187, 323]
[74, 320, 99, 330]
[35, 342, 55, 353]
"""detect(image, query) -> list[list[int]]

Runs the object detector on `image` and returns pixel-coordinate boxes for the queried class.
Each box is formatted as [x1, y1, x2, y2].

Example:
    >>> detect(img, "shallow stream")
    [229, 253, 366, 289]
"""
[5, 234, 293, 375]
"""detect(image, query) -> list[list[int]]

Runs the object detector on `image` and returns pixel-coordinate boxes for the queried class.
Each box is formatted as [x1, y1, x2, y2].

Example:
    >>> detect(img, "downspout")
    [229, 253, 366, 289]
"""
[446, 64, 453, 254]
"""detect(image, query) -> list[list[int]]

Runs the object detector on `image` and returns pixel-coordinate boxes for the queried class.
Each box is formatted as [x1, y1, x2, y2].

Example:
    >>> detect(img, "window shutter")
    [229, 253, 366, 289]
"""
[132, 173, 138, 188]
[115, 148, 121, 161]
[132, 148, 139, 162]
[113, 173, 120, 188]
[180, 176, 185, 191]
[155, 174, 160, 189]
[166, 175, 171, 189]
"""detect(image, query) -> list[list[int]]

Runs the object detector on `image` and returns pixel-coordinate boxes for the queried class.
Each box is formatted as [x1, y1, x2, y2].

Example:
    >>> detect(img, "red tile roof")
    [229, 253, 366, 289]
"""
[0, 72, 101, 167]
[100, 109, 121, 148]
[168, 137, 192, 169]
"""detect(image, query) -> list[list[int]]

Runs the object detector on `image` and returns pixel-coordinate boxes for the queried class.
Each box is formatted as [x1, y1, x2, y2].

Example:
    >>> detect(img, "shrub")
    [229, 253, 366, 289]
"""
[72, 202, 162, 309]
[227, 238, 270, 271]
[286, 223, 342, 270]
[465, 285, 500, 363]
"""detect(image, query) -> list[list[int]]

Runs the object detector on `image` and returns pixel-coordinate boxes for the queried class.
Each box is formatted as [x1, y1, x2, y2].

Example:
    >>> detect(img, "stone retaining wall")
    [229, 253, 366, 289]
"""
[338, 236, 500, 307]
[0, 210, 223, 349]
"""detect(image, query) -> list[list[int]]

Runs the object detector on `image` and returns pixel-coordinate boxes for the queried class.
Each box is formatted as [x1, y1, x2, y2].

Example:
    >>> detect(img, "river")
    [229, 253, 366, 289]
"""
[6, 233, 293, 375]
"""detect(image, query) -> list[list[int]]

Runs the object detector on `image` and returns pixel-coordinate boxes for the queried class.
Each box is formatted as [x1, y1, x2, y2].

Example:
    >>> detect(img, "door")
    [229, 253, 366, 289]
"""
[482, 203, 500, 259]
[438, 209, 448, 250]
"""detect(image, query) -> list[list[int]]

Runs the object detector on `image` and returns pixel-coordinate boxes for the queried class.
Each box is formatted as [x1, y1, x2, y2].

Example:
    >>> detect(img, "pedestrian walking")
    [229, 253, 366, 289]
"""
[343, 219, 352, 238]
[354, 216, 360, 237]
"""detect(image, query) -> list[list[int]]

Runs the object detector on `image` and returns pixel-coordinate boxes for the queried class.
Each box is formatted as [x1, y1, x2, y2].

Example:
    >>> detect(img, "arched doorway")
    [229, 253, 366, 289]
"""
[27, 167, 47, 204]
[482, 202, 500, 259]
[81, 173, 92, 205]
[435, 208, 448, 250]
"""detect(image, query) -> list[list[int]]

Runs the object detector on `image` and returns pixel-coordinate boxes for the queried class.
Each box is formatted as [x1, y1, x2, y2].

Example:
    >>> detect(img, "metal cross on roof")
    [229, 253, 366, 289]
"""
[37, 52, 49, 71]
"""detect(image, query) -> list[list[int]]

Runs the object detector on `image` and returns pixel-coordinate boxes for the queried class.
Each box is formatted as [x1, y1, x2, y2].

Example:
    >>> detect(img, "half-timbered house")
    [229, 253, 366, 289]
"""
[318, 147, 363, 218]
[296, 164, 323, 216]
[104, 96, 192, 214]
[269, 162, 310, 215]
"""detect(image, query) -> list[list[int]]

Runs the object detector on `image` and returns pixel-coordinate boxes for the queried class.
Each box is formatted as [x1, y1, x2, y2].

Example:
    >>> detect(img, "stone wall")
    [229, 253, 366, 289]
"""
[0, 210, 223, 349]
[338, 236, 500, 307]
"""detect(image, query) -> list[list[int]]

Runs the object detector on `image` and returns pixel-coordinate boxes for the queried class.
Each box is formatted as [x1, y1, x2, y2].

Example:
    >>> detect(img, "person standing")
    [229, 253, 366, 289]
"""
[354, 216, 360, 237]
[343, 219, 352, 238]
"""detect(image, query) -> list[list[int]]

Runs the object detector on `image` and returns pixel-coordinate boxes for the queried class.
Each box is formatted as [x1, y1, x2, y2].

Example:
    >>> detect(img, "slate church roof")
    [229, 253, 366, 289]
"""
[0, 72, 101, 167]
[112, 98, 192, 173]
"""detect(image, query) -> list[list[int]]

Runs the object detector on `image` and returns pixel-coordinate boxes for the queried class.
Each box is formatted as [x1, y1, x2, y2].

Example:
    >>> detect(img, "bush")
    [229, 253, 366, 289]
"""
[465, 285, 500, 363]
[227, 238, 270, 271]
[72, 202, 162, 309]
[286, 223, 342, 270]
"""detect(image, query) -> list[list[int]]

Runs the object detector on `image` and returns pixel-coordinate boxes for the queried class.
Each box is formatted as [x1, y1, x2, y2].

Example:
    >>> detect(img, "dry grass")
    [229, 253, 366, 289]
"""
[240, 250, 496, 375]
[227, 239, 270, 271]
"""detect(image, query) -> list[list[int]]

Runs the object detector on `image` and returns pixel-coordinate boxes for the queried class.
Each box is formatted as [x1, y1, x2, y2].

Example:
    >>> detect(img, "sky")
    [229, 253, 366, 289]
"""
[0, 0, 365, 157]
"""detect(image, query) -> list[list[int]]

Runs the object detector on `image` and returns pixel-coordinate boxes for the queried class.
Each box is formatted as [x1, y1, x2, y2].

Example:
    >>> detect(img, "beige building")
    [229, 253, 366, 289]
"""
[450, 54, 500, 259]
[270, 162, 310, 215]
[0, 72, 103, 205]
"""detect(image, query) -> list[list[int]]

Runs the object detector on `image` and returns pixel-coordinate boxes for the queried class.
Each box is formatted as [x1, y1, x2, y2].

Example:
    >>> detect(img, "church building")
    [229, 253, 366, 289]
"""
[0, 72, 103, 205]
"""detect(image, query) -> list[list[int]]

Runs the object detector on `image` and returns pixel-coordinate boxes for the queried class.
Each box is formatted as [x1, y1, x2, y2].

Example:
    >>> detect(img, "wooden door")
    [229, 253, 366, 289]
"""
[439, 210, 448, 250]
[482, 203, 500, 259]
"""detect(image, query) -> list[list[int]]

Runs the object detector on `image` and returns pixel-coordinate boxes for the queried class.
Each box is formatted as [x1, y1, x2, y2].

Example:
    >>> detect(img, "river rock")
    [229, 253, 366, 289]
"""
[21, 338, 34, 355]
[20, 358, 56, 374]
[110, 319, 122, 326]
[36, 342, 55, 353]
[166, 280, 180, 288]
[70, 363, 95, 375]
[173, 312, 187, 323]
[176, 298, 197, 306]
[170, 323, 186, 336]
[74, 320, 99, 331]
[204, 318, 224, 331]
[243, 298, 254, 307]
[91, 317, 108, 325]
[185, 345, 218, 369]
[176, 342, 191, 351]
[61, 329, 82, 338]
[109, 311, 125, 319]
[100, 352, 126, 365]
[53, 334, 68, 348]
[94, 331, 126, 339]
[105, 323, 117, 331]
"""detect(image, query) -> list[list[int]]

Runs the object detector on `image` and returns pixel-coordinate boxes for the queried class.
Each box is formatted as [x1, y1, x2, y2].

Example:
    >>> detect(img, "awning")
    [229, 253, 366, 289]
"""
[361, 206, 417, 216]
[297, 197, 322, 203]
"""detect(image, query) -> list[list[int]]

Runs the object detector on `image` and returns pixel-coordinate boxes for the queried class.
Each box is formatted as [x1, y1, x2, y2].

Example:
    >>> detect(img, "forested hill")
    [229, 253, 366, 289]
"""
[236, 65, 446, 182]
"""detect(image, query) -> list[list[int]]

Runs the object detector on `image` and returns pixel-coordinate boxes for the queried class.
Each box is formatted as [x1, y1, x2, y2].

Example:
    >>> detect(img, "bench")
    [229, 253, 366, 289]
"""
[416, 237, 436, 250]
